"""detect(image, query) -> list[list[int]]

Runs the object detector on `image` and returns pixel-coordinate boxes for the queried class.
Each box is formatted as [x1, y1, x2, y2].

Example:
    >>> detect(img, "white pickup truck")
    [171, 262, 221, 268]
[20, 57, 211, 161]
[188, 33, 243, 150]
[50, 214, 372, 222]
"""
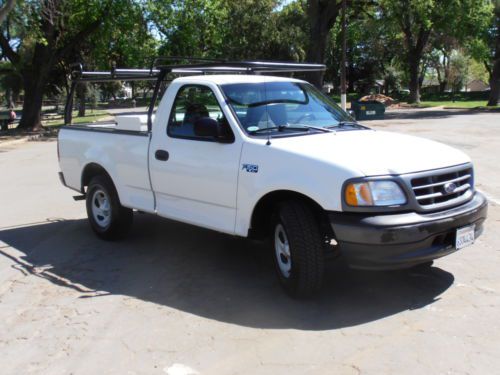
[58, 61, 488, 297]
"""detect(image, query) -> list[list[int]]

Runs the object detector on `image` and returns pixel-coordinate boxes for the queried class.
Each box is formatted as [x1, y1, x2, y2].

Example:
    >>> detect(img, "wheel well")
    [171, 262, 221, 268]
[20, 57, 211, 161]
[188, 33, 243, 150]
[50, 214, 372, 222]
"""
[249, 190, 332, 240]
[81, 163, 113, 193]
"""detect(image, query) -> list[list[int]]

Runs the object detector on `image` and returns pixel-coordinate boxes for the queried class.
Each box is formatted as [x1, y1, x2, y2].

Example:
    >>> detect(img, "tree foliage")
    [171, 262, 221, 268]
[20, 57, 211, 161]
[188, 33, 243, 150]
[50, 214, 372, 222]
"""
[379, 0, 493, 103]
[0, 0, 498, 130]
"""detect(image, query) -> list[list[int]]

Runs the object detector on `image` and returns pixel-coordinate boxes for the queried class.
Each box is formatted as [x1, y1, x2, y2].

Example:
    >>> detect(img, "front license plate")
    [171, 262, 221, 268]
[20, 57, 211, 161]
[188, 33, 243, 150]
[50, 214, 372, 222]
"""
[366, 110, 376, 115]
[456, 225, 475, 250]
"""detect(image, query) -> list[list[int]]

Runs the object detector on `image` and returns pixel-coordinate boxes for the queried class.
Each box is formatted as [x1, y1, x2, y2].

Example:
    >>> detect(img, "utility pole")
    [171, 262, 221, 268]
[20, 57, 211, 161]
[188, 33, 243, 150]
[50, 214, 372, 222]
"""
[340, 0, 347, 111]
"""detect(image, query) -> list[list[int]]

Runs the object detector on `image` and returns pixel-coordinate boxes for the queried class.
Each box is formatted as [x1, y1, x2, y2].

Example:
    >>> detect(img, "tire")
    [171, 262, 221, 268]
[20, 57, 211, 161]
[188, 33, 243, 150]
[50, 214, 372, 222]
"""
[271, 200, 325, 298]
[86, 175, 133, 240]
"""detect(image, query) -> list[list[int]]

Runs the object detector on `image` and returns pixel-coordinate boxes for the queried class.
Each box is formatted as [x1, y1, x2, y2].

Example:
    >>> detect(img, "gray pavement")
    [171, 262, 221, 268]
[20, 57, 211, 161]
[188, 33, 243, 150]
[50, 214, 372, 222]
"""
[0, 108, 499, 375]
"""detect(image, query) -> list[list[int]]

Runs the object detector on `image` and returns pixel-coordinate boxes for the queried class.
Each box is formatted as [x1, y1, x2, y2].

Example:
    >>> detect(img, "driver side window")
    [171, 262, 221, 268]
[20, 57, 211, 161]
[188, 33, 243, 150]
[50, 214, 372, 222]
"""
[168, 85, 231, 141]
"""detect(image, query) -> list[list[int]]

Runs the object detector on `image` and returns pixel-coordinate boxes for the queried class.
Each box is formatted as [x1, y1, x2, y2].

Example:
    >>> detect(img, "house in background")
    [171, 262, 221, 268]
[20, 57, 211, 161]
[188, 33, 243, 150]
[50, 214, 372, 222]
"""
[466, 79, 489, 92]
[421, 76, 441, 94]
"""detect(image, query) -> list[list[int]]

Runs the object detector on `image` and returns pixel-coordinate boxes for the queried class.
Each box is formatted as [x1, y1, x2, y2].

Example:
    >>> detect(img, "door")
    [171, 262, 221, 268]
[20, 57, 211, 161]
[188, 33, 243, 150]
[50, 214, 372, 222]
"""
[149, 84, 242, 234]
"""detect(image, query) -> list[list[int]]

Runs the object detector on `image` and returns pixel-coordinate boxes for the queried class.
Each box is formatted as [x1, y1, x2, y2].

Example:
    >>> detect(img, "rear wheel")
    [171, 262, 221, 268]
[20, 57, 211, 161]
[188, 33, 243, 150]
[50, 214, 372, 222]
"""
[271, 201, 325, 298]
[86, 175, 133, 240]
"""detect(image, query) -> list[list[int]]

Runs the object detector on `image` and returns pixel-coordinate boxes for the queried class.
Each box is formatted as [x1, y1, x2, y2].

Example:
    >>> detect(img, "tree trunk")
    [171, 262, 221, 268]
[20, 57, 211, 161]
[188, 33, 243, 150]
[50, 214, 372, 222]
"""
[305, 0, 342, 88]
[5, 87, 14, 108]
[440, 51, 450, 93]
[78, 98, 86, 117]
[18, 70, 46, 130]
[1, 2, 107, 130]
[439, 81, 447, 93]
[0, 0, 16, 24]
[487, 58, 499, 106]
[487, 17, 500, 106]
[305, 24, 329, 88]
[77, 82, 86, 117]
[408, 53, 421, 104]
[12, 86, 19, 105]
[347, 62, 355, 92]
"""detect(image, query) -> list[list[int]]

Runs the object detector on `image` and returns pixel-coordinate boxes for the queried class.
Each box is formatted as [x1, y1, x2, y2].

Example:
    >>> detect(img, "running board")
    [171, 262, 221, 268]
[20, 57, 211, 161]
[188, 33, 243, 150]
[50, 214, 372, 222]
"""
[73, 195, 86, 201]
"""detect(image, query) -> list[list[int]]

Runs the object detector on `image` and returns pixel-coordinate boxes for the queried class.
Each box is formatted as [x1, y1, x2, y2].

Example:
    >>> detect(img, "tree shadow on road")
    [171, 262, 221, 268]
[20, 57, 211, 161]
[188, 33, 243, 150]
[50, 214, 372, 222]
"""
[0, 215, 454, 331]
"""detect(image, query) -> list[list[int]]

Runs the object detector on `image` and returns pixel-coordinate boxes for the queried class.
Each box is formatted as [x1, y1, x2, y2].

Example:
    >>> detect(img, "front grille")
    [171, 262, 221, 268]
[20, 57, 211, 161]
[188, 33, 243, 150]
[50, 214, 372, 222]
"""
[411, 167, 473, 208]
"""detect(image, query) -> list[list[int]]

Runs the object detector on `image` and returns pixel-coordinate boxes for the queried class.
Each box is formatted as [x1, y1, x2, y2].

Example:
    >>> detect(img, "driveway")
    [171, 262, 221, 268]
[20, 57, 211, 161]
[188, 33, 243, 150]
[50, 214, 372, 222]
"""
[0, 109, 499, 375]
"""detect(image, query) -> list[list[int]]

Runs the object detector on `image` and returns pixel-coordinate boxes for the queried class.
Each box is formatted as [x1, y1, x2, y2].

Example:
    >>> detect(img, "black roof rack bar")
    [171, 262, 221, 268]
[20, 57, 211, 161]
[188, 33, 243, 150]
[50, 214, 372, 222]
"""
[69, 60, 326, 83]
[77, 75, 160, 82]
[65, 58, 326, 127]
[71, 67, 160, 82]
[155, 61, 326, 73]
[112, 68, 161, 76]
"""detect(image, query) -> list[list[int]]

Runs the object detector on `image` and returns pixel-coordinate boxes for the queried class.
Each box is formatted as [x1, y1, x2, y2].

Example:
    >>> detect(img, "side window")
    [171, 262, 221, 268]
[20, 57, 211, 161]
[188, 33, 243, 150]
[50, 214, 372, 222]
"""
[168, 85, 232, 141]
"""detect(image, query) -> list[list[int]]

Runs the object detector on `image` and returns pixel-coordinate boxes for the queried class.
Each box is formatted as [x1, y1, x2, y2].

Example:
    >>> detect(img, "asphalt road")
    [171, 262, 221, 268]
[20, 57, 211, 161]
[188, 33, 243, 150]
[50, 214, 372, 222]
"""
[0, 108, 499, 375]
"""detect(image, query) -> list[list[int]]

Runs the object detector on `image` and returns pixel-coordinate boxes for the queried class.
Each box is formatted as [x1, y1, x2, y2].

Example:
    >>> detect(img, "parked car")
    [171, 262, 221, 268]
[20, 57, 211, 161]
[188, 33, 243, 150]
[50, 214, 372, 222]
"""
[58, 61, 488, 297]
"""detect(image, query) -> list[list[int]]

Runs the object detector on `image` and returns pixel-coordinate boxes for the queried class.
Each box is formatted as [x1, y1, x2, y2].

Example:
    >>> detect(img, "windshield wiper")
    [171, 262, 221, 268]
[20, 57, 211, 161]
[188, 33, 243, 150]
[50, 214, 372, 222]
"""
[292, 123, 333, 132]
[249, 125, 308, 134]
[326, 121, 367, 130]
[249, 124, 332, 134]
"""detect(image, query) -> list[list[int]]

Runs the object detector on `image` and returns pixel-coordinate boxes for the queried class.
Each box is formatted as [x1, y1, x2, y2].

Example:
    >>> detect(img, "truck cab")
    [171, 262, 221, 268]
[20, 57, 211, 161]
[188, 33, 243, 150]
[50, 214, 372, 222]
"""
[58, 60, 488, 297]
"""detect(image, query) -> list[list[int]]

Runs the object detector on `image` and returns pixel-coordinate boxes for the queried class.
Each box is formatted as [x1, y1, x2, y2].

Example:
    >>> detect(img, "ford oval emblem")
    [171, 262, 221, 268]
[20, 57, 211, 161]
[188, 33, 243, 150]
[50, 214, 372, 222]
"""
[443, 182, 457, 194]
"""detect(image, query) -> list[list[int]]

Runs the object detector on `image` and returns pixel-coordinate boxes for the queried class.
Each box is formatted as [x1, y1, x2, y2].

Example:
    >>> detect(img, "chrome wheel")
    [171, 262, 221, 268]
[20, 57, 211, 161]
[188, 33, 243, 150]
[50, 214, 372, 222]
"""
[274, 223, 292, 278]
[91, 189, 111, 229]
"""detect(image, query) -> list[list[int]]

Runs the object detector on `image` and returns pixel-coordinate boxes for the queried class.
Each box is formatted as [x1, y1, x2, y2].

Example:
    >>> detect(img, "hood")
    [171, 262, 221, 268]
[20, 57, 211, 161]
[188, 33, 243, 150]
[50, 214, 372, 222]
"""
[270, 129, 470, 176]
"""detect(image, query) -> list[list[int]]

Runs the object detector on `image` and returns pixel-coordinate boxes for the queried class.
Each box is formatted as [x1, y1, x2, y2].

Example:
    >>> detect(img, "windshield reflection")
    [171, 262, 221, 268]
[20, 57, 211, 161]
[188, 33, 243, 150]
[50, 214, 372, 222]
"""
[221, 81, 354, 135]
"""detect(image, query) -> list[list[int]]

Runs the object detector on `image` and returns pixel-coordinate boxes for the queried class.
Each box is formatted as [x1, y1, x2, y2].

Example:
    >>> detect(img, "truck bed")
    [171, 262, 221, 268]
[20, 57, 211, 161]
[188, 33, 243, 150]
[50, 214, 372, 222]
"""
[58, 122, 155, 213]
[64, 113, 150, 134]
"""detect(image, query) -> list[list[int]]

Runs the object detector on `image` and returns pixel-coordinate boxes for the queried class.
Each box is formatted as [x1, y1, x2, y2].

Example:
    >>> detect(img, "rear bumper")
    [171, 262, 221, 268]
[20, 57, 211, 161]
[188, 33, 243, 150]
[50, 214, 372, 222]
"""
[329, 192, 488, 270]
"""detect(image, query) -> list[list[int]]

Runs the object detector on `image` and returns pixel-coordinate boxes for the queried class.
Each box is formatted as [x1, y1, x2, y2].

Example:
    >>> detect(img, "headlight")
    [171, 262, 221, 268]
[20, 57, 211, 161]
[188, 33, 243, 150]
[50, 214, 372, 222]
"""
[345, 180, 406, 206]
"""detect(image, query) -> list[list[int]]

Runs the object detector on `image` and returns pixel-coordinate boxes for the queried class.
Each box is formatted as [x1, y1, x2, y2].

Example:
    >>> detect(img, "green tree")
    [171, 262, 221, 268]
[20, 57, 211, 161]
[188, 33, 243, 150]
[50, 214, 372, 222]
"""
[428, 35, 458, 93]
[327, 1, 403, 94]
[73, 0, 157, 117]
[147, 0, 226, 58]
[448, 50, 470, 93]
[90, 0, 157, 69]
[0, 0, 112, 130]
[148, 0, 283, 60]
[221, 0, 279, 59]
[271, 0, 308, 61]
[380, 0, 493, 103]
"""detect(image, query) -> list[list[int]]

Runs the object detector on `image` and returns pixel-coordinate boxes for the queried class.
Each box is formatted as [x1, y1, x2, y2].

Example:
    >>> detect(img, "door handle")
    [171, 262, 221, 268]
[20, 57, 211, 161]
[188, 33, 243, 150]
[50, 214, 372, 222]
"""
[155, 149, 169, 161]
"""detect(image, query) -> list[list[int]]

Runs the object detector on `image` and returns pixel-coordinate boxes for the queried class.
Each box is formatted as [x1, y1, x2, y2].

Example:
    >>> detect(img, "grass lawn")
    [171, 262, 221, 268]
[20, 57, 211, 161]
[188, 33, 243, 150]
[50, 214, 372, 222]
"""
[416, 101, 498, 109]
[43, 110, 109, 127]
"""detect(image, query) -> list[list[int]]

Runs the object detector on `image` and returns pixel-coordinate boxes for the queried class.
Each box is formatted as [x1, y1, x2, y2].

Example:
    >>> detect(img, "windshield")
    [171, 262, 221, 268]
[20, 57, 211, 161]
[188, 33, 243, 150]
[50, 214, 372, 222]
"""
[221, 81, 354, 135]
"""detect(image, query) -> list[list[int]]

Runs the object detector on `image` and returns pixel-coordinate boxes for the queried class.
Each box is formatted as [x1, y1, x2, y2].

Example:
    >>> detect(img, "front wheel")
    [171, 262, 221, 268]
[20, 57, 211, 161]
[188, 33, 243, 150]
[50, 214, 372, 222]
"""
[272, 201, 325, 298]
[86, 175, 133, 240]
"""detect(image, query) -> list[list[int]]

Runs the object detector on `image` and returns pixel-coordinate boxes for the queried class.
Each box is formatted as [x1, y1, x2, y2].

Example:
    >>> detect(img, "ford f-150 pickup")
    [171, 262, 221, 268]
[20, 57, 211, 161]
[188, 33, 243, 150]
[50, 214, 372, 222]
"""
[58, 60, 488, 297]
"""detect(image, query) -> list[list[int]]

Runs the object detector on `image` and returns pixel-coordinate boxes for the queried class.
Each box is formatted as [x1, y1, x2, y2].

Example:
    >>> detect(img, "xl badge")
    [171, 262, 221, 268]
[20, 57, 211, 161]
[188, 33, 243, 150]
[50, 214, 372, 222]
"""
[242, 164, 259, 173]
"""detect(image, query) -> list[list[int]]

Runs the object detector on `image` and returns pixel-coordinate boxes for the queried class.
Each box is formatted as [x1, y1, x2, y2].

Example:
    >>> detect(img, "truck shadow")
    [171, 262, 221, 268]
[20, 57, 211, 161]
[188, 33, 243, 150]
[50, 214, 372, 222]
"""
[0, 215, 454, 331]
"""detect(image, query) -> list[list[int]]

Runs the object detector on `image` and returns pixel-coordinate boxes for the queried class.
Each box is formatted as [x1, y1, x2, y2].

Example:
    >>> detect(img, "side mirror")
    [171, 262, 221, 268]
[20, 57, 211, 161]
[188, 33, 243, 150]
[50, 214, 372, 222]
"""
[194, 117, 219, 138]
[194, 117, 233, 143]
